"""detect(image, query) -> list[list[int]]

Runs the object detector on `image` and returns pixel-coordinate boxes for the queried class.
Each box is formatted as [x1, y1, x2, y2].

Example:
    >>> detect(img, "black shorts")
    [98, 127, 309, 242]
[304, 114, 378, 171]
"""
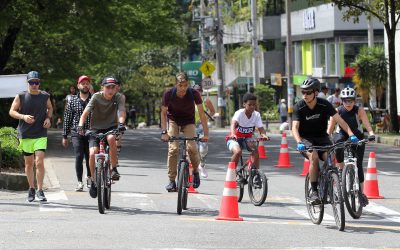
[301, 136, 332, 161]
[88, 126, 117, 148]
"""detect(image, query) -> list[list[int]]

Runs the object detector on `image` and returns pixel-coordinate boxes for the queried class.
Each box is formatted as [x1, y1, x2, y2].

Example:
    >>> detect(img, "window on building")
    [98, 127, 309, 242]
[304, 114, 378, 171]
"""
[316, 42, 326, 72]
[344, 43, 366, 67]
[328, 43, 336, 75]
[294, 42, 303, 74]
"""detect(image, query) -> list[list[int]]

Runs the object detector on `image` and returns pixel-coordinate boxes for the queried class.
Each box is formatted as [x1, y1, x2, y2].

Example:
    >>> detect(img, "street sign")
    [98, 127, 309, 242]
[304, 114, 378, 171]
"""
[181, 61, 202, 84]
[201, 77, 214, 90]
[199, 61, 215, 77]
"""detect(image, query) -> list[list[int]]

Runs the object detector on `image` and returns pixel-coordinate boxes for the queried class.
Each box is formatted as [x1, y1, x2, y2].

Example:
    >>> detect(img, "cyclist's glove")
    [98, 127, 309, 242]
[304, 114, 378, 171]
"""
[118, 123, 126, 132]
[350, 135, 359, 143]
[368, 135, 376, 141]
[297, 142, 305, 151]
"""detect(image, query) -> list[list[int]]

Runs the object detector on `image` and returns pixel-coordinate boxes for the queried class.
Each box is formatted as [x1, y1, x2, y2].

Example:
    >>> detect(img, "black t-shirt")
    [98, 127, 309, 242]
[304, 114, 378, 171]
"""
[292, 97, 337, 138]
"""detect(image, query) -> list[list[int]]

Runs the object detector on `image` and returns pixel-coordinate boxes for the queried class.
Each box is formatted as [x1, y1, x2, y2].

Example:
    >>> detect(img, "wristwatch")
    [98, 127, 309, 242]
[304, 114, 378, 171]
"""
[161, 130, 168, 135]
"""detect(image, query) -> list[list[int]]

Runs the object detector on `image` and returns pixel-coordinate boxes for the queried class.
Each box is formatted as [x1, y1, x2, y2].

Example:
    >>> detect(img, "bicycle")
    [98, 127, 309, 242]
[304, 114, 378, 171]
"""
[234, 137, 269, 206]
[168, 136, 201, 215]
[301, 142, 346, 231]
[86, 129, 122, 214]
[340, 138, 374, 219]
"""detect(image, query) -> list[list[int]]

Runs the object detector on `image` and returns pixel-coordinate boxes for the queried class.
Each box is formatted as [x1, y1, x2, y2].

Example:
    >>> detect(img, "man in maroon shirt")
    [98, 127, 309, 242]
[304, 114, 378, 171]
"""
[160, 72, 209, 191]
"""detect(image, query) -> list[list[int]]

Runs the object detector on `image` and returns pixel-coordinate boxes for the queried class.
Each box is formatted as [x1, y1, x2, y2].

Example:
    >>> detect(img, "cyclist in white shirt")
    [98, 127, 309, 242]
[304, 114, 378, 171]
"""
[226, 93, 269, 169]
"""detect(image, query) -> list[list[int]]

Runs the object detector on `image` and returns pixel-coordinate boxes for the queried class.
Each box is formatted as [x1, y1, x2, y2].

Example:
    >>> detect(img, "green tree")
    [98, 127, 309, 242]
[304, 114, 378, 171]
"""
[352, 46, 387, 109]
[331, 0, 400, 132]
[254, 83, 276, 114]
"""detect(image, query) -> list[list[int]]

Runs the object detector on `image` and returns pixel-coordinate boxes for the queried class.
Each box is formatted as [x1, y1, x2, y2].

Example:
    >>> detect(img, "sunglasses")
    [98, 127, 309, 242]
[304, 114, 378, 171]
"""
[343, 99, 355, 103]
[28, 81, 40, 85]
[301, 90, 314, 95]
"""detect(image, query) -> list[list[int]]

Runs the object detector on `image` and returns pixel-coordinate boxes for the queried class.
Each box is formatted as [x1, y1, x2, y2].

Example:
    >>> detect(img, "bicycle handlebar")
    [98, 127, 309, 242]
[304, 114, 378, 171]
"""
[229, 136, 270, 142]
[168, 136, 200, 142]
[85, 129, 123, 140]
[300, 138, 372, 152]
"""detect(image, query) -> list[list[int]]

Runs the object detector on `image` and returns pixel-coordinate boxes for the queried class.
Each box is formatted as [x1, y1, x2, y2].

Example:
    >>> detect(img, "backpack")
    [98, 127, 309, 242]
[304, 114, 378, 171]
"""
[168, 87, 195, 106]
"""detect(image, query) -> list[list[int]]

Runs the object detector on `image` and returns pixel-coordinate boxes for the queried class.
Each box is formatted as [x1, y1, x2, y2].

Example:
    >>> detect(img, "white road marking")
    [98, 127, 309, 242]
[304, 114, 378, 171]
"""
[195, 194, 219, 209]
[118, 192, 156, 210]
[364, 202, 400, 223]
[39, 190, 72, 212]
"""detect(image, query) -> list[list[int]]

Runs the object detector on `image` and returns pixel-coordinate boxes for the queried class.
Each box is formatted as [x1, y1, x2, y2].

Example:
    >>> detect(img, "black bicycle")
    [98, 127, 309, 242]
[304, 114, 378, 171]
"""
[86, 129, 122, 214]
[302, 142, 346, 231]
[234, 137, 269, 206]
[168, 136, 201, 215]
[341, 138, 373, 219]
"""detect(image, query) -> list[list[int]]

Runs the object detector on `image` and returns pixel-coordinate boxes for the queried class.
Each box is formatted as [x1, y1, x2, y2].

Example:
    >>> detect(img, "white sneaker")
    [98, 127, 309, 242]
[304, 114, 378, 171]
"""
[199, 164, 208, 178]
[75, 182, 84, 192]
[86, 177, 91, 188]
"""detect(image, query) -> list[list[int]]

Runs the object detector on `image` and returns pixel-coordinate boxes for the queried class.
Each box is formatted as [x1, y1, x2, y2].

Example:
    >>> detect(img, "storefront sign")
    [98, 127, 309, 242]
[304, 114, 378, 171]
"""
[270, 73, 282, 86]
[303, 9, 315, 30]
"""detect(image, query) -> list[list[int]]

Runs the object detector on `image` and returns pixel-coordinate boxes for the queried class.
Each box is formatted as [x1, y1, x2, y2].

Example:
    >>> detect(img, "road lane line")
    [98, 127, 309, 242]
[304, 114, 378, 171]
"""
[39, 190, 72, 212]
[118, 192, 157, 210]
[364, 202, 400, 223]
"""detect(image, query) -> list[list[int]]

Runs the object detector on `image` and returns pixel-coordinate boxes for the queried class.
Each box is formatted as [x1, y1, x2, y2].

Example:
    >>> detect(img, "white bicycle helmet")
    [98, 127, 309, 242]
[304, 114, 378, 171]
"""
[340, 87, 356, 99]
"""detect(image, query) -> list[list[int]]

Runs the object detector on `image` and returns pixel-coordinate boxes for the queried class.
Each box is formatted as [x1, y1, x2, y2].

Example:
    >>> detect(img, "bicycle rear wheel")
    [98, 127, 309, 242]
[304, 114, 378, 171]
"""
[342, 164, 362, 219]
[104, 167, 111, 209]
[177, 162, 187, 215]
[248, 169, 268, 206]
[305, 174, 324, 224]
[330, 171, 345, 231]
[96, 160, 105, 214]
[182, 164, 189, 210]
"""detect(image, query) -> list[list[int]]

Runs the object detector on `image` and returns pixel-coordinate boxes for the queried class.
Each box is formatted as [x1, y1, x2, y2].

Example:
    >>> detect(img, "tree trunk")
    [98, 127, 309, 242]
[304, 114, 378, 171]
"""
[0, 23, 21, 74]
[387, 34, 399, 133]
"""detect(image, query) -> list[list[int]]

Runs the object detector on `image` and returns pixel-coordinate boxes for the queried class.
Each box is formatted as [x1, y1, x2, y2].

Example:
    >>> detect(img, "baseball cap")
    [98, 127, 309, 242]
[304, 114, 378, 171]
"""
[77, 75, 90, 84]
[101, 77, 117, 86]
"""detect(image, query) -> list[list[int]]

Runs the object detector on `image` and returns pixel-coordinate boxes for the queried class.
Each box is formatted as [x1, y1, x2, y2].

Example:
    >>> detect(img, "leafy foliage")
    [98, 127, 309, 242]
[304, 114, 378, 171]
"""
[254, 83, 276, 115]
[0, 127, 23, 171]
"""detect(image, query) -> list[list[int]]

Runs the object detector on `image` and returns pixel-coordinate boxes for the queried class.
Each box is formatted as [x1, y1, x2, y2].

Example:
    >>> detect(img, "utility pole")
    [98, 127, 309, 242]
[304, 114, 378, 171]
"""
[200, 0, 206, 62]
[285, 0, 293, 128]
[251, 0, 260, 87]
[215, 0, 225, 128]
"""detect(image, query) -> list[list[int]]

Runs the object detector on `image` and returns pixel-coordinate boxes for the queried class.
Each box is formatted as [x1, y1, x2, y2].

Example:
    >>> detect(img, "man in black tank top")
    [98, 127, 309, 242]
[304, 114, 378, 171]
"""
[292, 78, 357, 204]
[9, 71, 53, 202]
[327, 87, 375, 207]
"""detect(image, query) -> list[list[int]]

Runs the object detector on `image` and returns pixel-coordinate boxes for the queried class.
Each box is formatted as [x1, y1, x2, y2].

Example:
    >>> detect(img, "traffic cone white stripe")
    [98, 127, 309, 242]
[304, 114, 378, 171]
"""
[224, 168, 236, 181]
[223, 188, 237, 197]
[366, 174, 377, 180]
[280, 147, 289, 153]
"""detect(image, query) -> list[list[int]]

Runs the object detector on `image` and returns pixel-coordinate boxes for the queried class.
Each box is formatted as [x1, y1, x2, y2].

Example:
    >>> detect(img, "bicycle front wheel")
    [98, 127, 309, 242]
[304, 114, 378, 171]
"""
[236, 169, 245, 202]
[305, 174, 324, 225]
[342, 164, 362, 219]
[330, 171, 345, 231]
[177, 162, 187, 215]
[104, 167, 111, 209]
[96, 160, 105, 214]
[248, 169, 268, 206]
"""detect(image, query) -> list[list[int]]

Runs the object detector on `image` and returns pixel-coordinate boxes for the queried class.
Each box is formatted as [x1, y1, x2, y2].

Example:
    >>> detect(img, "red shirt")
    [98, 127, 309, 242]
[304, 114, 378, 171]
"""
[162, 88, 202, 126]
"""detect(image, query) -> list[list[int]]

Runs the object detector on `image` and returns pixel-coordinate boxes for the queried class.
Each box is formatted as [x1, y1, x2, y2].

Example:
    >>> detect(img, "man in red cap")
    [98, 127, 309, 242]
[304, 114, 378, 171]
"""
[62, 75, 93, 191]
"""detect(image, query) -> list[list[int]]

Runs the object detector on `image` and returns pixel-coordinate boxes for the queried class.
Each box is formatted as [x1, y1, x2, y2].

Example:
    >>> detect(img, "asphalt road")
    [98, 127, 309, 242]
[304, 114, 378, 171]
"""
[0, 128, 399, 249]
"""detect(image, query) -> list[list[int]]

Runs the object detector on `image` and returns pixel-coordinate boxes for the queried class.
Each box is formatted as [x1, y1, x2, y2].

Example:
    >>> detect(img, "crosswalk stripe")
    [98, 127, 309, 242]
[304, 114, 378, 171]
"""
[39, 190, 72, 212]
[364, 202, 400, 223]
[118, 192, 157, 210]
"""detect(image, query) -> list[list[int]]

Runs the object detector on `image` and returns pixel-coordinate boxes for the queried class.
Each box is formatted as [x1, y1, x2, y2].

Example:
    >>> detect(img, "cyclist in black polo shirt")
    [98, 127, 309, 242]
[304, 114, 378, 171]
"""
[292, 78, 358, 203]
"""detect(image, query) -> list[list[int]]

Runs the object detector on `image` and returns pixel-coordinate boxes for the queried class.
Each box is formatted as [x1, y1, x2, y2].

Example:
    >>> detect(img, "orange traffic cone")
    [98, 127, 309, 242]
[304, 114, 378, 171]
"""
[274, 132, 293, 168]
[299, 158, 310, 176]
[188, 164, 198, 194]
[258, 140, 267, 159]
[364, 152, 384, 199]
[216, 162, 243, 221]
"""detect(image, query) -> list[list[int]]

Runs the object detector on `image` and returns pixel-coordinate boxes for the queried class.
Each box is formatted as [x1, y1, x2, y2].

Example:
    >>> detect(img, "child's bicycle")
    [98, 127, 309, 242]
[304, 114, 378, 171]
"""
[233, 137, 269, 206]
[86, 129, 122, 214]
[168, 136, 201, 215]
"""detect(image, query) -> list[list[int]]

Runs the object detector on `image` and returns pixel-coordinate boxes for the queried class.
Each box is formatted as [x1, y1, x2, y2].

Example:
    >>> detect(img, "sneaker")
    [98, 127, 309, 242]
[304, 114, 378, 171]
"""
[309, 191, 321, 205]
[86, 176, 91, 188]
[165, 180, 177, 192]
[193, 171, 200, 188]
[111, 167, 120, 181]
[359, 192, 369, 207]
[75, 182, 84, 192]
[89, 180, 97, 198]
[27, 188, 35, 202]
[198, 164, 208, 178]
[36, 189, 47, 202]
